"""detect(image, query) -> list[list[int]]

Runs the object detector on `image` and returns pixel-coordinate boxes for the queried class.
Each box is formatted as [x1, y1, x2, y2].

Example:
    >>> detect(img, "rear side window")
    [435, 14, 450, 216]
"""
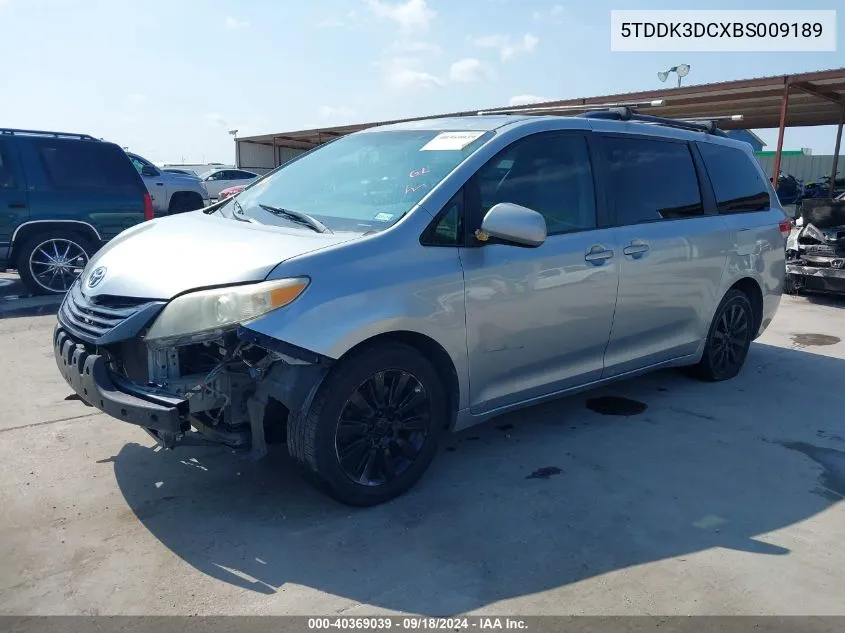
[697, 143, 770, 213]
[0, 140, 16, 189]
[35, 140, 143, 193]
[603, 137, 703, 225]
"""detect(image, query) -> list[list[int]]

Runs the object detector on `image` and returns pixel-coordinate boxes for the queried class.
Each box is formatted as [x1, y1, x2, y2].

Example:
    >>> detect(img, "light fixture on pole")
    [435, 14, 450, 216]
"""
[658, 64, 690, 88]
[228, 129, 239, 168]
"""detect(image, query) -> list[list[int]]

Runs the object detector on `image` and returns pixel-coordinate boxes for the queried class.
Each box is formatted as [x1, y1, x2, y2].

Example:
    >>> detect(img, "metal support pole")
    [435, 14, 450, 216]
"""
[829, 106, 844, 198]
[771, 80, 790, 190]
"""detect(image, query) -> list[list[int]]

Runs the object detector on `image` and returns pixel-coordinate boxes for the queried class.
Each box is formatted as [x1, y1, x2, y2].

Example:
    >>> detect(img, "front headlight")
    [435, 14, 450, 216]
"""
[145, 277, 308, 347]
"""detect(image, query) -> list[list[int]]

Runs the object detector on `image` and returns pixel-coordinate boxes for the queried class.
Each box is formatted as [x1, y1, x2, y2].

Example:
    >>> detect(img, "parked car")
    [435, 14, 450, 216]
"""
[53, 113, 787, 506]
[126, 152, 209, 215]
[198, 168, 258, 200]
[218, 184, 247, 200]
[162, 168, 197, 176]
[0, 128, 152, 295]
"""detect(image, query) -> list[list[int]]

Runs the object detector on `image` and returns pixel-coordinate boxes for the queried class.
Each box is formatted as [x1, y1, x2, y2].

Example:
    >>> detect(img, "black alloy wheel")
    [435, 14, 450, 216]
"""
[334, 370, 430, 486]
[286, 342, 446, 506]
[690, 289, 755, 382]
[709, 301, 750, 376]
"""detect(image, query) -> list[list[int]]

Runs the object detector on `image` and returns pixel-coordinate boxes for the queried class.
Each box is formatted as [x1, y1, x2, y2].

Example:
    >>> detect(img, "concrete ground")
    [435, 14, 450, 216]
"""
[0, 271, 843, 616]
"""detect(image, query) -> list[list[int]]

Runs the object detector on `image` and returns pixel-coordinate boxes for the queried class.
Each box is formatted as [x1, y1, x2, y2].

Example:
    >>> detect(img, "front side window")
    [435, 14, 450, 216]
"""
[229, 129, 492, 233]
[421, 191, 463, 246]
[476, 133, 597, 235]
[603, 137, 704, 225]
[697, 143, 771, 213]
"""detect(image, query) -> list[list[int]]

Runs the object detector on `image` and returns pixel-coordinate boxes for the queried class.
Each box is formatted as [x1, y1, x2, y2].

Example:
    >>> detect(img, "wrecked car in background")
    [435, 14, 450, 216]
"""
[786, 198, 845, 295]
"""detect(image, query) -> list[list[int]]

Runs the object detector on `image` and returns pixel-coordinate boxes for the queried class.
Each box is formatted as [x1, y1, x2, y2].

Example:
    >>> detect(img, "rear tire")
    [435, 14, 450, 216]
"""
[16, 230, 96, 295]
[287, 342, 446, 506]
[690, 289, 754, 382]
[168, 192, 203, 214]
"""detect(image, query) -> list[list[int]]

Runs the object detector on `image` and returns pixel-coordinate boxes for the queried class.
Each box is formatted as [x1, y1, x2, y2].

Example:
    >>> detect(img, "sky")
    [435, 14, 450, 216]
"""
[0, 0, 842, 164]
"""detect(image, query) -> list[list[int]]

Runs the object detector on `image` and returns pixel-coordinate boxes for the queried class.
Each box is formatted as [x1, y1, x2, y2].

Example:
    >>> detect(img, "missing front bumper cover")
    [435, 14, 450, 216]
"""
[54, 325, 331, 457]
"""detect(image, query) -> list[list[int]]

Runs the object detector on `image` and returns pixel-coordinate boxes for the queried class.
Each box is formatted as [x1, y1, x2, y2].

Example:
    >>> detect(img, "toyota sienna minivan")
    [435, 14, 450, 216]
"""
[54, 110, 788, 506]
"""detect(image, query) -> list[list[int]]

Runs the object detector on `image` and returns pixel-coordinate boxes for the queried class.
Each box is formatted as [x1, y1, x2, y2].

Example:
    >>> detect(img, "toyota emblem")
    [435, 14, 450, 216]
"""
[87, 266, 107, 288]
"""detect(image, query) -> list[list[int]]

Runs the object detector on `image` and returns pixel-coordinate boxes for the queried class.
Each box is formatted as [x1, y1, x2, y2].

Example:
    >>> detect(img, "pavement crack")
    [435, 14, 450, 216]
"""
[0, 412, 102, 434]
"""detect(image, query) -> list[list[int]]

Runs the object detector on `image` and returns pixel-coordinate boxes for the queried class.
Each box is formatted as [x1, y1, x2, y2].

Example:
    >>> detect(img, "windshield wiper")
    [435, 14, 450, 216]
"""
[258, 204, 333, 234]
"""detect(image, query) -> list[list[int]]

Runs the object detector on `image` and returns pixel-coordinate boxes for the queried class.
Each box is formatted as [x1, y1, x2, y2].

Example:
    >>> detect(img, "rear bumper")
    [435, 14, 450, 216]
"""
[53, 326, 188, 434]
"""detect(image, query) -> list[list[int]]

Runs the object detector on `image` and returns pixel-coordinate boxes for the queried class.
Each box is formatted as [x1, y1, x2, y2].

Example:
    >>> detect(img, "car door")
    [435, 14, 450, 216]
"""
[598, 134, 731, 378]
[458, 131, 621, 414]
[0, 137, 29, 263]
[203, 170, 230, 198]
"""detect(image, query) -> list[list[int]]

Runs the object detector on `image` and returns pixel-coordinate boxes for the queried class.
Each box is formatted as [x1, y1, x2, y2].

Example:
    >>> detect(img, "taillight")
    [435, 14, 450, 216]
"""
[778, 219, 792, 238]
[143, 192, 154, 221]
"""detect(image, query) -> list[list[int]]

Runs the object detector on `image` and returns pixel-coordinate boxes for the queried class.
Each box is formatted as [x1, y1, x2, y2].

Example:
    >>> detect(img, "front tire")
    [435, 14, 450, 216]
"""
[287, 343, 446, 506]
[17, 230, 95, 295]
[690, 289, 754, 382]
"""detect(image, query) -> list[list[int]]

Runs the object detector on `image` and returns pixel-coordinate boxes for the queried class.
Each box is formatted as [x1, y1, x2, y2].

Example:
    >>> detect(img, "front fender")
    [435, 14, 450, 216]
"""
[243, 240, 470, 409]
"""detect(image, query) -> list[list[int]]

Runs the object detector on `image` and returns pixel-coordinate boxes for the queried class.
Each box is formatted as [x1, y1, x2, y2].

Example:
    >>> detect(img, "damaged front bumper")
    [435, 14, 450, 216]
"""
[53, 324, 331, 457]
[785, 263, 845, 294]
[54, 328, 188, 435]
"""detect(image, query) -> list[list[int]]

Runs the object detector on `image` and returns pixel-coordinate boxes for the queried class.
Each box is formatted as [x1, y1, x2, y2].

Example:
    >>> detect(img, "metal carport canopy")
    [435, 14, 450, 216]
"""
[238, 67, 845, 152]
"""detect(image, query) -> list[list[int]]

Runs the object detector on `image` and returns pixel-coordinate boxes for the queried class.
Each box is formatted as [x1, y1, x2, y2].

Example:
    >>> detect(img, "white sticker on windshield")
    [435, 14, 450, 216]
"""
[420, 131, 485, 151]
[374, 212, 394, 221]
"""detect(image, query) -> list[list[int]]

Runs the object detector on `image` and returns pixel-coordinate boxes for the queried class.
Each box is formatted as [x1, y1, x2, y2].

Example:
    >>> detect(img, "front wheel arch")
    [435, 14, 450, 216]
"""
[338, 331, 460, 431]
[287, 340, 448, 506]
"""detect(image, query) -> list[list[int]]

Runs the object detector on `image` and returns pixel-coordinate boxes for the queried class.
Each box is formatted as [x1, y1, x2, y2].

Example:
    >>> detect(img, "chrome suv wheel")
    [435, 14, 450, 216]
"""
[17, 231, 95, 295]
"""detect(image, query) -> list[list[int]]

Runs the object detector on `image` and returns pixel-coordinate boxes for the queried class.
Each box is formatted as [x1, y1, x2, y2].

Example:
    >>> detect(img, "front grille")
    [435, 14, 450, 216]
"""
[58, 282, 164, 345]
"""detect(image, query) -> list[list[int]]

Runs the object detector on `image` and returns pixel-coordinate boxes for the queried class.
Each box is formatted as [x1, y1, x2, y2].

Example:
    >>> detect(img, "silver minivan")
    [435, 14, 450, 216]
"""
[54, 111, 789, 505]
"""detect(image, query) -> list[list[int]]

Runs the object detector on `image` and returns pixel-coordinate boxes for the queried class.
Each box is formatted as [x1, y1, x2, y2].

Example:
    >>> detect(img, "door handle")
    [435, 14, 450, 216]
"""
[585, 245, 614, 265]
[155, 182, 165, 186]
[623, 242, 650, 258]
[7, 202, 27, 209]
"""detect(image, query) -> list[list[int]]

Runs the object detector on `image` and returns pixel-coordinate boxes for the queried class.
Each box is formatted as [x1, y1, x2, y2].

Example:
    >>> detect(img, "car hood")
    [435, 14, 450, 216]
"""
[82, 212, 358, 300]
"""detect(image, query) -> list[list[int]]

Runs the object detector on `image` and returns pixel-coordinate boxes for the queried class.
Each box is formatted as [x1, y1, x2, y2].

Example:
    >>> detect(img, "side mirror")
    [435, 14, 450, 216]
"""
[141, 165, 159, 177]
[479, 202, 547, 247]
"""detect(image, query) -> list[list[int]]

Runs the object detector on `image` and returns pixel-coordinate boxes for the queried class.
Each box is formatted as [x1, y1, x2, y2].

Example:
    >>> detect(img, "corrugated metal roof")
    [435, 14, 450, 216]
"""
[239, 67, 845, 150]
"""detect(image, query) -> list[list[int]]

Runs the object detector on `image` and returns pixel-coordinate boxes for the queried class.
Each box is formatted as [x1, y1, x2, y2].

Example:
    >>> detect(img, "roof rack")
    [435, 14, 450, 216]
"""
[477, 99, 665, 116]
[578, 106, 735, 136]
[477, 99, 739, 137]
[0, 128, 97, 141]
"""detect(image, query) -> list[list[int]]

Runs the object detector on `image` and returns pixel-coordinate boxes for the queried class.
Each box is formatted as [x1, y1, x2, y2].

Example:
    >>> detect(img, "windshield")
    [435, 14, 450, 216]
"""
[225, 129, 492, 233]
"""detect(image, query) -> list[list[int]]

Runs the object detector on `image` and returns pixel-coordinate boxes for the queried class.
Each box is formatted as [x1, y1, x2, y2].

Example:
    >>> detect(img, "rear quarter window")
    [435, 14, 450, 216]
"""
[697, 143, 771, 213]
[34, 139, 144, 194]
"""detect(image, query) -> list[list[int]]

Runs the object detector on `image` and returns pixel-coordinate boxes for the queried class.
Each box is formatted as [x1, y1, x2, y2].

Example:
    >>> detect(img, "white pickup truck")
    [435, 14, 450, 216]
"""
[126, 152, 209, 215]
